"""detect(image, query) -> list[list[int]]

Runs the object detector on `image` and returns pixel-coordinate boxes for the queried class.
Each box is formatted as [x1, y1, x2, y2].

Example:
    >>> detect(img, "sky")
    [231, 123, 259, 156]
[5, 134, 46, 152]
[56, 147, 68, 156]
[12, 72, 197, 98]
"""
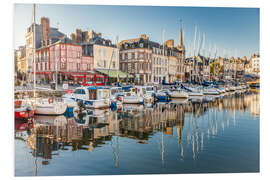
[13, 4, 260, 59]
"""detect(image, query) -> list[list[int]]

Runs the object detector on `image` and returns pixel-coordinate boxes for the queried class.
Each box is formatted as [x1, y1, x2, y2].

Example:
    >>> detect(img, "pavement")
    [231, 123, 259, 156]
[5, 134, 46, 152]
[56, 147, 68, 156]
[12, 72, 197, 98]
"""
[14, 83, 77, 92]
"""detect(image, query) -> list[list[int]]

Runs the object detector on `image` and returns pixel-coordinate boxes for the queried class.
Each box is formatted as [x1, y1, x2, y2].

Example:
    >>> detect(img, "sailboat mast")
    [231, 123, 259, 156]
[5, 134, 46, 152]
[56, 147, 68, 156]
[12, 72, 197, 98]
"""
[33, 4, 36, 97]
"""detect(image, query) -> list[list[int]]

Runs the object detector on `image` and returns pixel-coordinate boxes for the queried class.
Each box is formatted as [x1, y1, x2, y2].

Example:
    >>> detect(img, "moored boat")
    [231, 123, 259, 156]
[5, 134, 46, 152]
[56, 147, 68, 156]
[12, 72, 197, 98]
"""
[63, 86, 111, 109]
[14, 100, 34, 119]
[34, 98, 68, 115]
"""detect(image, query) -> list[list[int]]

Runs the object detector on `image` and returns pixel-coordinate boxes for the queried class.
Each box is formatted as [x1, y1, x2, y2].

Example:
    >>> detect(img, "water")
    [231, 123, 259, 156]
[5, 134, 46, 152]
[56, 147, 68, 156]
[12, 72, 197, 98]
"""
[14, 91, 259, 176]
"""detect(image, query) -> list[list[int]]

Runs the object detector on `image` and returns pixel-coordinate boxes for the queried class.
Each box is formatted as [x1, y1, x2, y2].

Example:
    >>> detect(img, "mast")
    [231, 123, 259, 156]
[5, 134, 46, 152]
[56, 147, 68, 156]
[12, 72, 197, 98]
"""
[162, 28, 166, 82]
[106, 36, 118, 86]
[208, 41, 212, 81]
[33, 4, 36, 97]
[192, 25, 197, 83]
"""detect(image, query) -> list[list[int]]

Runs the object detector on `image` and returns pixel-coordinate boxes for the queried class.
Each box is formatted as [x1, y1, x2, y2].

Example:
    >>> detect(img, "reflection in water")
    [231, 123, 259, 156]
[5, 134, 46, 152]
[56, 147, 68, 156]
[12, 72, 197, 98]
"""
[15, 91, 259, 176]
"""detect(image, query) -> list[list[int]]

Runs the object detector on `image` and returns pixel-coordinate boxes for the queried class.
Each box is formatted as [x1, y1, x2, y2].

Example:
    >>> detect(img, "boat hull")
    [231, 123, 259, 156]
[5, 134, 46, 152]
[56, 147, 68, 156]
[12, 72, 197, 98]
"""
[123, 97, 144, 104]
[15, 108, 34, 119]
[35, 103, 67, 115]
[84, 99, 111, 109]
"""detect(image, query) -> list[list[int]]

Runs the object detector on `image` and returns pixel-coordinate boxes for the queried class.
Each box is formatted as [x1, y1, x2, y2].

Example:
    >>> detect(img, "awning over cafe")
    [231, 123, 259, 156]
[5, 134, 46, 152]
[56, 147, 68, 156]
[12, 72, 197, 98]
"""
[95, 69, 133, 78]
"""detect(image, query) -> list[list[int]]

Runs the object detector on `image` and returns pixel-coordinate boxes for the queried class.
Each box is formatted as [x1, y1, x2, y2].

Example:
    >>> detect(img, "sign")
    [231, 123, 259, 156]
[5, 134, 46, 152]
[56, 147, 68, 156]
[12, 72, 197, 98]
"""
[63, 83, 68, 90]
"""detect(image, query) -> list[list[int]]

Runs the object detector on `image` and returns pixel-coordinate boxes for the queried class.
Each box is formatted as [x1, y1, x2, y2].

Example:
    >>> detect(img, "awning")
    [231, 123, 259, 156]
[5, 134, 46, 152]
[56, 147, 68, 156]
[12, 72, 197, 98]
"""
[95, 69, 133, 78]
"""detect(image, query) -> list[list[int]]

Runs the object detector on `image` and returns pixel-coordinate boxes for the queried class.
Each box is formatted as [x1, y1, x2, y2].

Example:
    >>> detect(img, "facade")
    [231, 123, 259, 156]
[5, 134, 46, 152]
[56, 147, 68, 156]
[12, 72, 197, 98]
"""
[119, 34, 153, 85]
[152, 45, 168, 83]
[15, 46, 27, 73]
[250, 53, 260, 75]
[93, 44, 119, 71]
[34, 39, 94, 83]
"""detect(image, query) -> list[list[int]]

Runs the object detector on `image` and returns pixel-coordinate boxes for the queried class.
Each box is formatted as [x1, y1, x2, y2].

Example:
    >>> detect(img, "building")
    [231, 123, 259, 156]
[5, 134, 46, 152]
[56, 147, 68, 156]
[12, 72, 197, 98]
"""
[34, 37, 94, 84]
[25, 17, 65, 78]
[152, 43, 168, 83]
[70, 29, 102, 44]
[119, 34, 153, 85]
[250, 53, 260, 76]
[15, 46, 27, 73]
[119, 23, 185, 85]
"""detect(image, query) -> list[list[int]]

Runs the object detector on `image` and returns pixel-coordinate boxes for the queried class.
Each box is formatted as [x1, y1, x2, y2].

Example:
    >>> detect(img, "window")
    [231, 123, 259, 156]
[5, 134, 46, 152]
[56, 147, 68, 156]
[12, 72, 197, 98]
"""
[128, 53, 132, 60]
[139, 53, 144, 59]
[98, 49, 102, 56]
[112, 62, 116, 68]
[77, 52, 80, 58]
[104, 60, 106, 68]
[61, 62, 66, 70]
[87, 64, 91, 70]
[74, 89, 85, 94]
[77, 63, 80, 70]
[135, 52, 138, 59]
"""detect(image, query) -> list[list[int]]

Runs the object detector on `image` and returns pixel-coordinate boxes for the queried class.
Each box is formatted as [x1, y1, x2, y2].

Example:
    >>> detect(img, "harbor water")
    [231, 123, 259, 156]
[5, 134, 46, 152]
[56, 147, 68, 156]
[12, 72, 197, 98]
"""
[14, 91, 259, 176]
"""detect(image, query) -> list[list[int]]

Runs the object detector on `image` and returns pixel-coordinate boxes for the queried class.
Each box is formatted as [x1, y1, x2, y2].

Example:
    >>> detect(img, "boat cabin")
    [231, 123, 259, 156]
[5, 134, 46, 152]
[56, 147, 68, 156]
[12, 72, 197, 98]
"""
[72, 87, 111, 101]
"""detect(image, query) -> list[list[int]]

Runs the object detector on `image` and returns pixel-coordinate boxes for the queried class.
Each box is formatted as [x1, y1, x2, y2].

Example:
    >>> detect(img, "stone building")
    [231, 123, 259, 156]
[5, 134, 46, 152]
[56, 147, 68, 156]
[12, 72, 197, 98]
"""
[118, 34, 153, 85]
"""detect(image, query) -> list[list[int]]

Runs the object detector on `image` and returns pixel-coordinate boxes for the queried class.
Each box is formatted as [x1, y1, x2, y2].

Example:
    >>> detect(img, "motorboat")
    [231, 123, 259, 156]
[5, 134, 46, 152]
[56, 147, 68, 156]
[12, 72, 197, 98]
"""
[203, 87, 220, 95]
[63, 86, 111, 109]
[122, 91, 144, 104]
[170, 89, 189, 98]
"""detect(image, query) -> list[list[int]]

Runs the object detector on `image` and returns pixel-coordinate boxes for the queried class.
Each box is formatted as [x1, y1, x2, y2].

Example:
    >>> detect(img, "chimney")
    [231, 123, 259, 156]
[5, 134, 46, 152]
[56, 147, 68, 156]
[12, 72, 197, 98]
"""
[40, 17, 50, 47]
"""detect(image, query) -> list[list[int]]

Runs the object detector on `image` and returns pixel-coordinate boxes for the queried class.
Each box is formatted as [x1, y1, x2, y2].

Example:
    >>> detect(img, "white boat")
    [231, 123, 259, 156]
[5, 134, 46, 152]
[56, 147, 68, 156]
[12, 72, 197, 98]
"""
[229, 86, 236, 91]
[187, 87, 204, 96]
[63, 86, 111, 109]
[203, 88, 220, 95]
[170, 89, 189, 98]
[34, 98, 67, 115]
[122, 91, 144, 104]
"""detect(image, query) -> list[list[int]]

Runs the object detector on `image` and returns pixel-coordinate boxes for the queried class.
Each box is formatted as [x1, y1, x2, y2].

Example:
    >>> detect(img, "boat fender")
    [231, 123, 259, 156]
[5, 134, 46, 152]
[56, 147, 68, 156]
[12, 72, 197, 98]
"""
[48, 98, 54, 104]
[117, 96, 123, 101]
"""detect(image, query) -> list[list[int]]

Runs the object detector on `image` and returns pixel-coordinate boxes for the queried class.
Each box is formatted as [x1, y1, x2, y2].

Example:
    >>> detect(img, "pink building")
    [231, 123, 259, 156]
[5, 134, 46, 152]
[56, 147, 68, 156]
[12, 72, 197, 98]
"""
[35, 41, 95, 83]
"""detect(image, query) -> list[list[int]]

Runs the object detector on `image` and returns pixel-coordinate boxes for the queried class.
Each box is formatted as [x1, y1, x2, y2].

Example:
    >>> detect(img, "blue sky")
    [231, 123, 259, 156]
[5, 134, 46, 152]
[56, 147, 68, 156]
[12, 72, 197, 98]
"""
[14, 4, 259, 58]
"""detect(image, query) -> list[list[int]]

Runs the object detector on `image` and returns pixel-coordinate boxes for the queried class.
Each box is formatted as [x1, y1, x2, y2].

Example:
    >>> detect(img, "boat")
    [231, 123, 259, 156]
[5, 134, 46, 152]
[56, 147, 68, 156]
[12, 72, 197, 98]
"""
[110, 87, 124, 109]
[122, 91, 144, 104]
[34, 98, 68, 115]
[203, 87, 220, 95]
[135, 86, 155, 104]
[63, 86, 111, 109]
[14, 100, 34, 119]
[155, 89, 171, 101]
[170, 89, 189, 98]
[62, 97, 79, 113]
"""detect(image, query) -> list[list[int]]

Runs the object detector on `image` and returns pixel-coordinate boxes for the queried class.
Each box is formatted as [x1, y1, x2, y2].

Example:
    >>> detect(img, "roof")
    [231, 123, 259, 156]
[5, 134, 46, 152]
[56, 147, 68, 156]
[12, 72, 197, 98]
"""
[95, 69, 133, 78]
